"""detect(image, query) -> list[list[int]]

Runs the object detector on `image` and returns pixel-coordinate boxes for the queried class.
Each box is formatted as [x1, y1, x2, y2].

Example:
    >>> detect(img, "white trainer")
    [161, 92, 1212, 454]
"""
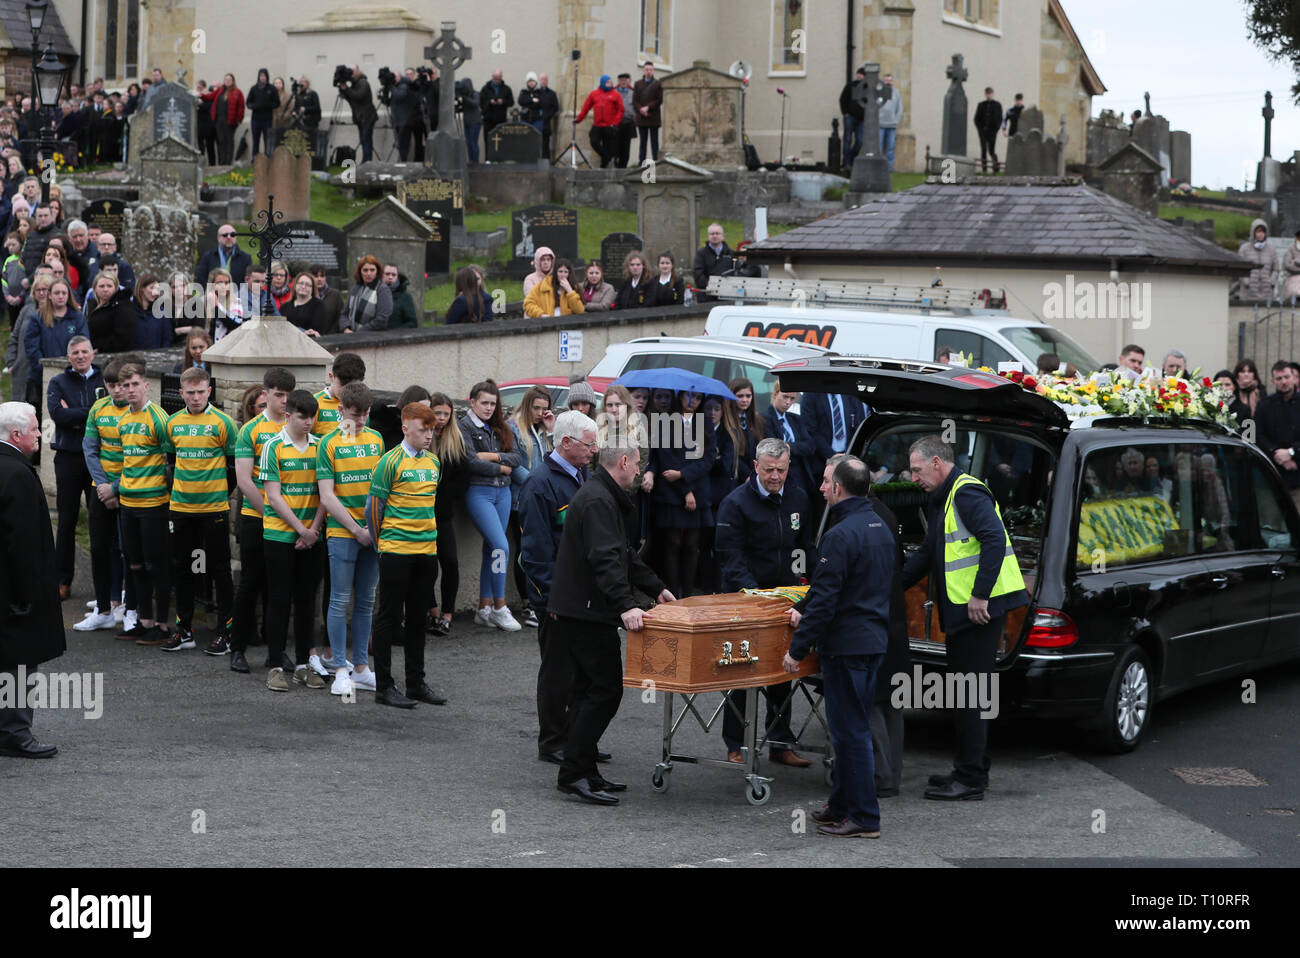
[85, 599, 97, 609]
[74, 610, 116, 631]
[308, 653, 331, 677]
[330, 669, 355, 696]
[474, 607, 493, 627]
[350, 669, 377, 691]
[112, 603, 124, 623]
[490, 606, 522, 632]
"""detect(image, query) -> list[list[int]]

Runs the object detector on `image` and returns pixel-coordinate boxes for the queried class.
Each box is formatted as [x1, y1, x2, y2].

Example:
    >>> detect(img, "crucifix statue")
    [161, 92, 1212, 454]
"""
[229, 195, 310, 318]
[425, 21, 472, 140]
[941, 53, 968, 156]
[1263, 91, 1275, 159]
[1143, 91, 1151, 117]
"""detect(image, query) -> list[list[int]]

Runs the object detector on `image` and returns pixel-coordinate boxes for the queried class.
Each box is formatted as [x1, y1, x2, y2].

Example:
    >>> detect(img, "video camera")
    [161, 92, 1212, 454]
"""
[333, 64, 352, 87]
[377, 66, 397, 105]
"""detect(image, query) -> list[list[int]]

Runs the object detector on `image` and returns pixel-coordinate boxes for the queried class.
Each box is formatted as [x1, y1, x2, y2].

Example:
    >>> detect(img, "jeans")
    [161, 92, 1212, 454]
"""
[87, 491, 123, 613]
[326, 535, 380, 669]
[251, 116, 272, 156]
[465, 123, 481, 163]
[880, 126, 897, 170]
[358, 121, 376, 163]
[821, 652, 883, 830]
[465, 484, 511, 600]
[397, 123, 426, 162]
[637, 125, 659, 164]
[216, 123, 236, 164]
[978, 130, 999, 172]
[842, 114, 862, 166]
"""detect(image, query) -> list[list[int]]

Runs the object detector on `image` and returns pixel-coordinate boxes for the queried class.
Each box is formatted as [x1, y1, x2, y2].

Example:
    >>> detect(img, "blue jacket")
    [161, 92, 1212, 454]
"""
[508, 419, 553, 508]
[763, 404, 819, 501]
[900, 467, 1029, 634]
[517, 452, 583, 611]
[24, 310, 89, 385]
[46, 364, 105, 452]
[134, 303, 173, 350]
[714, 475, 811, 591]
[789, 495, 894, 660]
[800, 391, 870, 462]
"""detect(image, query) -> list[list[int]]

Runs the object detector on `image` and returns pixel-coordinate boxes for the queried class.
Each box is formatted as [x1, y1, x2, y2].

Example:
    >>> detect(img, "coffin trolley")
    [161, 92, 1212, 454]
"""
[623, 592, 830, 805]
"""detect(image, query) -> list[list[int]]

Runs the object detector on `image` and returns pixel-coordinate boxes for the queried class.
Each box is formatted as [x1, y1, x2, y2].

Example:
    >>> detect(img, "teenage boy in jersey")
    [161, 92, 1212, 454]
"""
[164, 367, 237, 652]
[260, 389, 325, 692]
[230, 367, 294, 674]
[316, 381, 383, 696]
[113, 363, 174, 645]
[365, 402, 445, 709]
[78, 357, 130, 631]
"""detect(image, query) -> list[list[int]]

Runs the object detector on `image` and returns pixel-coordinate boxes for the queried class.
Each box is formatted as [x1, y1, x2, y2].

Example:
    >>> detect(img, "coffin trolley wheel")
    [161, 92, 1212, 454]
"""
[746, 780, 772, 806]
[651, 765, 671, 793]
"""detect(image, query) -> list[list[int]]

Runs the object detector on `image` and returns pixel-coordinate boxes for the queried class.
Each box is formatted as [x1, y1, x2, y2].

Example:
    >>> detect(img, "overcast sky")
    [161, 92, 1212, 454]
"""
[1066, 0, 1298, 189]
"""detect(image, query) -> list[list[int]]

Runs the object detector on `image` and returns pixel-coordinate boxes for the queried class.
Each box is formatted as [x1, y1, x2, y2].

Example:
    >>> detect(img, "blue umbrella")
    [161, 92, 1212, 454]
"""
[612, 367, 738, 400]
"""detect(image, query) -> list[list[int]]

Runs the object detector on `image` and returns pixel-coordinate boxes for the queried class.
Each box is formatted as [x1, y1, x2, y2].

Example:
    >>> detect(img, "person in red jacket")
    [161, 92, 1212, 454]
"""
[209, 73, 246, 165]
[574, 75, 623, 169]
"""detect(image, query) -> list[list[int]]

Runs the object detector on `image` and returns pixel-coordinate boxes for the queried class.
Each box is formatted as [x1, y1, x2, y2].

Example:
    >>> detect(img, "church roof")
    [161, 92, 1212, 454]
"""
[0, 0, 78, 58]
[744, 178, 1250, 275]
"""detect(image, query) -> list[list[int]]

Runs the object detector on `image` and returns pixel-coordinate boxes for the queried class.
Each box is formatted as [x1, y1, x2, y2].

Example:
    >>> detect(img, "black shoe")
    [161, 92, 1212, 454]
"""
[406, 683, 447, 706]
[280, 653, 295, 672]
[230, 650, 250, 673]
[596, 750, 612, 763]
[590, 776, 627, 793]
[557, 780, 619, 806]
[812, 805, 841, 825]
[928, 772, 955, 788]
[924, 779, 985, 801]
[538, 750, 564, 765]
[376, 686, 417, 709]
[877, 786, 900, 798]
[0, 739, 57, 759]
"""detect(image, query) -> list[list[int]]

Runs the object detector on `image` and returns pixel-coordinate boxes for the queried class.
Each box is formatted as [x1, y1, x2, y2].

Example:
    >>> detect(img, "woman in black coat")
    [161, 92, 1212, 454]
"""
[648, 389, 715, 599]
[0, 409, 66, 754]
[84, 274, 138, 355]
[613, 251, 649, 310]
[643, 251, 685, 308]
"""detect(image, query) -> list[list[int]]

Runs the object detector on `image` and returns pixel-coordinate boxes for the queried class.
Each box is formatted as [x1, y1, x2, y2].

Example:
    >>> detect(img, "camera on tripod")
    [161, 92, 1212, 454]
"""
[376, 66, 397, 106]
[333, 63, 352, 87]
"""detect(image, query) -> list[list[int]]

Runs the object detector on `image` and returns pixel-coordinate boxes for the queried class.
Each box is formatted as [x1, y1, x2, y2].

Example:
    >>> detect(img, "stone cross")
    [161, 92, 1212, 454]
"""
[1057, 115, 1069, 177]
[941, 53, 968, 156]
[424, 21, 472, 137]
[1263, 91, 1275, 158]
[859, 62, 882, 157]
[1143, 91, 1151, 117]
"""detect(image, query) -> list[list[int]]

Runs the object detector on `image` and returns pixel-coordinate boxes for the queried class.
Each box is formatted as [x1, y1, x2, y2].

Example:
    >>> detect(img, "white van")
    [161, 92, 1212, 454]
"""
[703, 277, 1101, 373]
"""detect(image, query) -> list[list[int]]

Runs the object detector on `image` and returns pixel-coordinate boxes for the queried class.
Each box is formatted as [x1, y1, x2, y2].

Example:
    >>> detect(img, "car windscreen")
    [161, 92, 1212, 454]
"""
[1000, 326, 1100, 374]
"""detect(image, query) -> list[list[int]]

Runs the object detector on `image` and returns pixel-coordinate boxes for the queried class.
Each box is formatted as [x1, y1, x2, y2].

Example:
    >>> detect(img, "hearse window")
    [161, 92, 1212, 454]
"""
[1248, 453, 1294, 549]
[1076, 443, 1203, 571]
[933, 329, 1014, 369]
[860, 423, 1053, 574]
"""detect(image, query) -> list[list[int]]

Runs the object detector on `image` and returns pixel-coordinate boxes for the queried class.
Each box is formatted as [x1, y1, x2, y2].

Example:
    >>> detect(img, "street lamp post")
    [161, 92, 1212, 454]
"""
[25, 0, 68, 205]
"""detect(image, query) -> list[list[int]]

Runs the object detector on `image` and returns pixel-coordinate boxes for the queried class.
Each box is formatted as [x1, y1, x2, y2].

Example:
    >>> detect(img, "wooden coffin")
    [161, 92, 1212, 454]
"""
[624, 593, 819, 694]
[904, 577, 1030, 655]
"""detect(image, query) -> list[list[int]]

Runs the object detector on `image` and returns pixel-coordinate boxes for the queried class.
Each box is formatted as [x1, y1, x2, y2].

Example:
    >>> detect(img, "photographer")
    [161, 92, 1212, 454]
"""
[293, 77, 321, 130]
[455, 77, 482, 164]
[391, 68, 427, 162]
[336, 65, 378, 163]
[423, 66, 440, 133]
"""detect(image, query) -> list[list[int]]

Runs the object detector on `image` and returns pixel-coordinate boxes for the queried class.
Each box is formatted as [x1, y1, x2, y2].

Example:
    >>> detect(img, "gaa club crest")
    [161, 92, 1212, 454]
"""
[790, 513, 800, 531]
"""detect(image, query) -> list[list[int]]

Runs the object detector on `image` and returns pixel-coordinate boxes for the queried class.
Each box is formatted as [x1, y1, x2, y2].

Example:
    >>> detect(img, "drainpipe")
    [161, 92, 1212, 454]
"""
[846, 0, 855, 82]
[79, 0, 89, 89]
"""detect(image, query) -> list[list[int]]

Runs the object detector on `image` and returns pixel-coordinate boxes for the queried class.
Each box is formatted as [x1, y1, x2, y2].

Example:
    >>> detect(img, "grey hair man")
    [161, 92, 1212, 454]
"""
[1162, 348, 1188, 379]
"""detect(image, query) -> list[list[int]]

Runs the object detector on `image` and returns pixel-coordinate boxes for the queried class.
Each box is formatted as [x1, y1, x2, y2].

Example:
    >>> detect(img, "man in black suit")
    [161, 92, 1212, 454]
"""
[548, 443, 675, 805]
[801, 391, 870, 464]
[763, 387, 819, 504]
[0, 402, 65, 759]
[195, 224, 252, 287]
[973, 87, 1003, 173]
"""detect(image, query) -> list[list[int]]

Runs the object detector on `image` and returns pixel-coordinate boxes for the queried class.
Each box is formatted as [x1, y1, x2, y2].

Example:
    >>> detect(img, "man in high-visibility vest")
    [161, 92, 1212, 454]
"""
[904, 435, 1028, 801]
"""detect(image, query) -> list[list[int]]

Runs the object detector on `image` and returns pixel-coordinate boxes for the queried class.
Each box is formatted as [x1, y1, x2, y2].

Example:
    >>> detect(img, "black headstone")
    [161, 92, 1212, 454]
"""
[83, 198, 127, 242]
[601, 231, 643, 278]
[941, 53, 968, 157]
[424, 210, 451, 277]
[512, 204, 578, 275]
[485, 121, 542, 164]
[192, 211, 219, 261]
[400, 175, 463, 227]
[272, 220, 348, 276]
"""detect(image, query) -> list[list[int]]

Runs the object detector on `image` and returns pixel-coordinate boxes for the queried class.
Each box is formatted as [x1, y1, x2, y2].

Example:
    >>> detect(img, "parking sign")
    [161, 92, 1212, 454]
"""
[559, 330, 583, 363]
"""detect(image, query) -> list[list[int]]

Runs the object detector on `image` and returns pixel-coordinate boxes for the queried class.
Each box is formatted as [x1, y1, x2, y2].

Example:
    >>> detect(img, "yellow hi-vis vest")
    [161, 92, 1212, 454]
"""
[943, 473, 1025, 605]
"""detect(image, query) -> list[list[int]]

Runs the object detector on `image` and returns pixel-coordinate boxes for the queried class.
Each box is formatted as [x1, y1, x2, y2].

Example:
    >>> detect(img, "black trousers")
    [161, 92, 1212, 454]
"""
[54, 449, 92, 586]
[433, 501, 459, 614]
[263, 538, 323, 667]
[615, 120, 634, 168]
[373, 552, 437, 692]
[977, 131, 1000, 172]
[198, 122, 217, 164]
[0, 669, 34, 747]
[120, 504, 170, 623]
[116, 509, 136, 612]
[557, 615, 622, 786]
[590, 126, 617, 168]
[508, 512, 529, 607]
[216, 122, 236, 165]
[944, 615, 1002, 788]
[637, 125, 659, 164]
[232, 514, 266, 652]
[87, 491, 123, 613]
[536, 611, 572, 754]
[397, 123, 426, 162]
[170, 510, 234, 632]
[722, 681, 796, 754]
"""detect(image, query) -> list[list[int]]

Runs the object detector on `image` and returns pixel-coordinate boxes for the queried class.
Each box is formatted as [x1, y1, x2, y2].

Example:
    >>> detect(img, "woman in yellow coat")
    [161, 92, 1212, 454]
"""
[523, 260, 586, 318]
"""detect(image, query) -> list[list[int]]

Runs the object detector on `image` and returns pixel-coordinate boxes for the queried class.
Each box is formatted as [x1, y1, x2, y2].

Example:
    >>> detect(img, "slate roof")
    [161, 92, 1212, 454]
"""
[745, 178, 1252, 276]
[0, 1, 78, 58]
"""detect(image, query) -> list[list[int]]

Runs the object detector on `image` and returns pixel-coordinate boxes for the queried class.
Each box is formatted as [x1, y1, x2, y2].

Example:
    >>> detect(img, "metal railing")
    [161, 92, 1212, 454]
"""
[1237, 304, 1300, 371]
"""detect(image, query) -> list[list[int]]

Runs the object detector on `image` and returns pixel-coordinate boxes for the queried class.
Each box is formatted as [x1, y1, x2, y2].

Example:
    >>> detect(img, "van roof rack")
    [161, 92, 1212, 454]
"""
[705, 276, 1003, 314]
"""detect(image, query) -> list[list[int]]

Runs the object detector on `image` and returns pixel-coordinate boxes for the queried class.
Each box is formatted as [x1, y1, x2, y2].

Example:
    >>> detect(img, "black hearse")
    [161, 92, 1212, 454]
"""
[775, 357, 1300, 751]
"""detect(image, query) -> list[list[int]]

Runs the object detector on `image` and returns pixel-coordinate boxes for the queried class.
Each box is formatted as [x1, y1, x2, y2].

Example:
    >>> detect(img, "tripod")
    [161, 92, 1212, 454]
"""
[554, 39, 590, 169]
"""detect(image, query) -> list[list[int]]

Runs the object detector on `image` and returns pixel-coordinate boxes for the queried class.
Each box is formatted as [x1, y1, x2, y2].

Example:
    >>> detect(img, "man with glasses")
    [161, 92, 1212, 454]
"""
[195, 224, 251, 287]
